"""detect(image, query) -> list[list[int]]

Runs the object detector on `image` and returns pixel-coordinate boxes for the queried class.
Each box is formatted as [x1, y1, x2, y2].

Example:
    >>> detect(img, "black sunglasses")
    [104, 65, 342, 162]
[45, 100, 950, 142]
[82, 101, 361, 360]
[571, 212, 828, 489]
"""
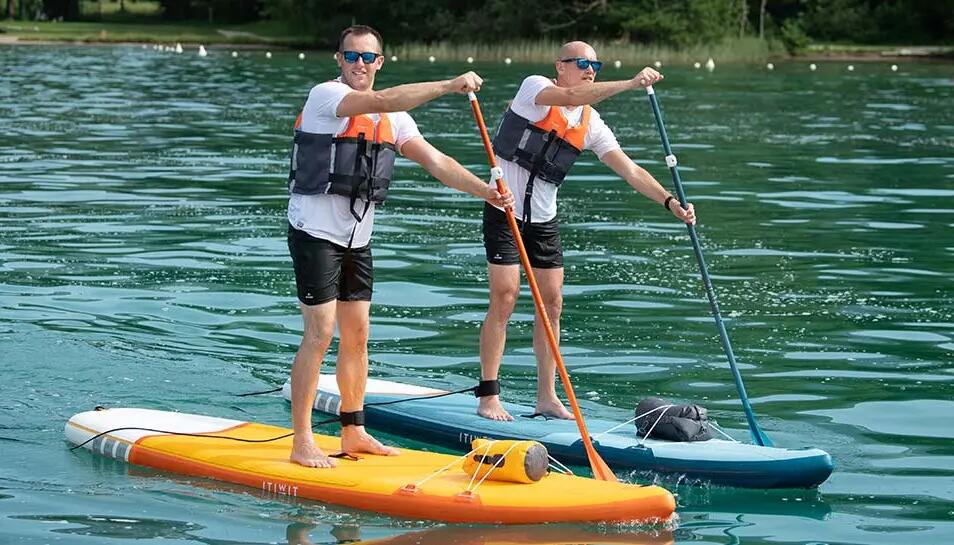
[559, 57, 602, 73]
[341, 51, 382, 64]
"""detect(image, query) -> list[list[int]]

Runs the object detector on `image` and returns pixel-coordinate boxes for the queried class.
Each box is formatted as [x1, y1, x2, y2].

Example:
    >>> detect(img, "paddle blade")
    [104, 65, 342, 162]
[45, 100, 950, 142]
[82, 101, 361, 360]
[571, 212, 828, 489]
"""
[588, 449, 618, 482]
[750, 422, 775, 448]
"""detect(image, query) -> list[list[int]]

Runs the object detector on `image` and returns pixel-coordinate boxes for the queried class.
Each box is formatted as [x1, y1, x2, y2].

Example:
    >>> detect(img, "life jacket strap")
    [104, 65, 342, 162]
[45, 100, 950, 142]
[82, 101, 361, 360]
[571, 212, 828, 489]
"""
[521, 129, 559, 227]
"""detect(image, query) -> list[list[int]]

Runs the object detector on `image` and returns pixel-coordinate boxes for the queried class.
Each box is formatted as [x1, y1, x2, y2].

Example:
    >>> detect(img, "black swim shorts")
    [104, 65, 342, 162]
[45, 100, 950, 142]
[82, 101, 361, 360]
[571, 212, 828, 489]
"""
[287, 225, 373, 305]
[482, 203, 563, 269]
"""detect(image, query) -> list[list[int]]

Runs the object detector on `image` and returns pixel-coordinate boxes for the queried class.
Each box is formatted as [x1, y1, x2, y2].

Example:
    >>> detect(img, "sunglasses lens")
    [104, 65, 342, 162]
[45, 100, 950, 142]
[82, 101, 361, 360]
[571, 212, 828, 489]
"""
[574, 59, 601, 72]
[342, 51, 378, 63]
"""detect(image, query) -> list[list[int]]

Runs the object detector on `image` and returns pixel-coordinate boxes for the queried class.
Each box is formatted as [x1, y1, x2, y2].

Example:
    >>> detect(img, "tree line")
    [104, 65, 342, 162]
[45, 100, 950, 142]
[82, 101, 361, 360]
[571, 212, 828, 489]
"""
[13, 0, 954, 47]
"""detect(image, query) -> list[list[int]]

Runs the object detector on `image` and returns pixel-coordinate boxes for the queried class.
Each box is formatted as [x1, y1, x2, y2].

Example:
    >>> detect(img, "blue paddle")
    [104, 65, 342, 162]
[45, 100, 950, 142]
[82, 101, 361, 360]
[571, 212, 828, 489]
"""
[644, 85, 774, 447]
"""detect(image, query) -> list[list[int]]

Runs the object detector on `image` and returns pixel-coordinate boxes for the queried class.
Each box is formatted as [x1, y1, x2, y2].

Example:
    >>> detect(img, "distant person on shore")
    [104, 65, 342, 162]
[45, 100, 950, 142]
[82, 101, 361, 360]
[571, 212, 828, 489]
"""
[476, 41, 696, 421]
[286, 24, 514, 467]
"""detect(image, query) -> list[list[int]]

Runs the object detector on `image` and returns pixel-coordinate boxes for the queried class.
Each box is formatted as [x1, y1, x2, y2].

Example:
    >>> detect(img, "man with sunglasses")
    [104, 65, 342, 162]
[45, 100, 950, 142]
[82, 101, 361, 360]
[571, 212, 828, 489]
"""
[286, 25, 514, 467]
[476, 41, 697, 421]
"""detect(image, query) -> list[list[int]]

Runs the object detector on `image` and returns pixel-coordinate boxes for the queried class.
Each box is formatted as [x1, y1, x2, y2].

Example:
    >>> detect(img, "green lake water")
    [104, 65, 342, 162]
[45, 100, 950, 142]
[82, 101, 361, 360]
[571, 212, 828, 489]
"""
[1, 45, 952, 544]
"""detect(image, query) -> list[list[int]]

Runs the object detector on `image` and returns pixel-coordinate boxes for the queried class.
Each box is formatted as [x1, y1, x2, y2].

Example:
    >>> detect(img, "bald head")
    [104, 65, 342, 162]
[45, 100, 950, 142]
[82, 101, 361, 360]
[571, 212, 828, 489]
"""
[554, 41, 599, 87]
[558, 41, 597, 61]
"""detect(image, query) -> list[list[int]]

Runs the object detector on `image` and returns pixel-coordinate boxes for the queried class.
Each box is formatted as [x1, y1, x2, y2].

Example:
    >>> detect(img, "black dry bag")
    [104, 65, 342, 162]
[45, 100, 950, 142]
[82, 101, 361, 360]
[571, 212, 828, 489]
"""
[635, 397, 714, 442]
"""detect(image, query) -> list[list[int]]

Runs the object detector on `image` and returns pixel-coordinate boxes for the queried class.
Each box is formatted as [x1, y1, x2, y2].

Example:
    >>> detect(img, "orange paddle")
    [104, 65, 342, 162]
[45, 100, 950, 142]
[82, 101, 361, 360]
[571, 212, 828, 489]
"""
[467, 92, 617, 482]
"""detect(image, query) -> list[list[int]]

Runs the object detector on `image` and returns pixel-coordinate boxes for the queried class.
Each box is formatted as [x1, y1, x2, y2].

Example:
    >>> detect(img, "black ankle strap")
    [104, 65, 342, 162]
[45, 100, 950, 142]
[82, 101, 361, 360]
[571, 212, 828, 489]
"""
[474, 379, 500, 398]
[339, 410, 365, 427]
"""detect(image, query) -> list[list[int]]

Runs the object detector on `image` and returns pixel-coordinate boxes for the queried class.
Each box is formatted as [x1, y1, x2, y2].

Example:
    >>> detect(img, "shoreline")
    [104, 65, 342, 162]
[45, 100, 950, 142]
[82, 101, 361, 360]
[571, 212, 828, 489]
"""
[2, 32, 951, 64]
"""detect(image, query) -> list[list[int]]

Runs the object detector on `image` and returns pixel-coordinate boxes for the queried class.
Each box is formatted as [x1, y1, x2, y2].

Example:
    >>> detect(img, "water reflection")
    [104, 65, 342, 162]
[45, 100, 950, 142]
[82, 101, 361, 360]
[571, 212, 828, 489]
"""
[293, 522, 674, 545]
[13, 514, 265, 543]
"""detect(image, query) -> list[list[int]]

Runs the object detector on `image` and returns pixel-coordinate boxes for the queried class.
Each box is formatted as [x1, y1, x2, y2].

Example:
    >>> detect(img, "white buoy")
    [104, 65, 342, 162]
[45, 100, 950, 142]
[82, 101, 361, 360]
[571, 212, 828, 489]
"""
[198, 45, 208, 57]
[693, 61, 701, 69]
[231, 51, 238, 58]
[766, 62, 774, 70]
[266, 51, 272, 59]
[504, 57, 512, 65]
[891, 64, 898, 72]
[390, 55, 398, 62]
[613, 60, 622, 69]
[428, 55, 436, 63]
[298, 52, 305, 60]
[847, 64, 855, 71]
[654, 60, 663, 68]
[809, 63, 817, 71]
[466, 56, 474, 64]
[705, 58, 715, 72]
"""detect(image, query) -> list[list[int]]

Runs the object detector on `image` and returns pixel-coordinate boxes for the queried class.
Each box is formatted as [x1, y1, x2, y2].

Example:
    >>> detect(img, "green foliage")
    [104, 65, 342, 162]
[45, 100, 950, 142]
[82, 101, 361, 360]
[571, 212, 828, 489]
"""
[157, 0, 258, 23]
[800, 0, 876, 42]
[779, 17, 810, 54]
[798, 0, 954, 44]
[7, 0, 952, 49]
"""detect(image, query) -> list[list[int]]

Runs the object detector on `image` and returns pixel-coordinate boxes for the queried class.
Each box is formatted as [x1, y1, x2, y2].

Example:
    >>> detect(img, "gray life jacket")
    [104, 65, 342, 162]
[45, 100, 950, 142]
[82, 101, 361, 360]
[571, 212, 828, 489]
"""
[288, 113, 396, 221]
[490, 105, 590, 224]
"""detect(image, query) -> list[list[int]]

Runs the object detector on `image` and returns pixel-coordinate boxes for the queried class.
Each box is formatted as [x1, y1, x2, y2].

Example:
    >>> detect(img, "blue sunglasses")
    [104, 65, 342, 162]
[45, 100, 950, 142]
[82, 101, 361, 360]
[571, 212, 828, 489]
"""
[341, 50, 382, 64]
[560, 57, 602, 73]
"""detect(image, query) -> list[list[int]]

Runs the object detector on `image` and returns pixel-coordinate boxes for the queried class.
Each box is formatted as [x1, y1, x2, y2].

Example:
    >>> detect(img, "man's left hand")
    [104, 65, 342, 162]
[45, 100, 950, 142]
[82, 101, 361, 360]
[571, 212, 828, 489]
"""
[671, 201, 696, 225]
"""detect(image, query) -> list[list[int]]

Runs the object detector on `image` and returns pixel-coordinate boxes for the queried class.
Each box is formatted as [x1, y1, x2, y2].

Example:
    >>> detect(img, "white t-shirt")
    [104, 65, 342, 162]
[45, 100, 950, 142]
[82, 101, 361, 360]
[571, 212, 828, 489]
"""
[495, 75, 621, 223]
[287, 80, 422, 248]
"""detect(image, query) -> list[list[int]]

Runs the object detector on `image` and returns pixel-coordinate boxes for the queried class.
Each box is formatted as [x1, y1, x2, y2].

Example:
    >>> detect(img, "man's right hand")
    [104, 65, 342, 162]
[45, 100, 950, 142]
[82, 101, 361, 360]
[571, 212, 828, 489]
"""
[631, 67, 663, 89]
[446, 71, 483, 94]
[485, 184, 515, 210]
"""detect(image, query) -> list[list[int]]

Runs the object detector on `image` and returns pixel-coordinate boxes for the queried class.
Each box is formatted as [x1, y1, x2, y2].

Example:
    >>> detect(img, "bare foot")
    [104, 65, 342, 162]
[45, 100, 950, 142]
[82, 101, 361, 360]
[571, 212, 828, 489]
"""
[290, 437, 336, 468]
[477, 395, 514, 421]
[340, 426, 400, 456]
[535, 398, 574, 420]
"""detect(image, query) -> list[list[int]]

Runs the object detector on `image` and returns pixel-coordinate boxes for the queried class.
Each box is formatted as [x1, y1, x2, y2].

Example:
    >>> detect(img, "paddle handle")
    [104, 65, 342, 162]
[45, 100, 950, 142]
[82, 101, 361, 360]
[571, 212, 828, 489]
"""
[468, 93, 617, 480]
[644, 86, 773, 447]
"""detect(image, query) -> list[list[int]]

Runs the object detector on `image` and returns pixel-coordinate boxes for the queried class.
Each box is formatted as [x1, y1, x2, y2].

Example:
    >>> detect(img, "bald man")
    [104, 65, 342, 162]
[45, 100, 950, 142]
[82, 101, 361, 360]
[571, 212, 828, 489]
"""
[476, 41, 697, 421]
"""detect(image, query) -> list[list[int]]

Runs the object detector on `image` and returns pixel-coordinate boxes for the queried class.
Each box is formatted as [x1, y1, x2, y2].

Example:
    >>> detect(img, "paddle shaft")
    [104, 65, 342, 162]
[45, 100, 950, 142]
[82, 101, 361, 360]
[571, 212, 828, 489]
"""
[467, 93, 616, 480]
[645, 85, 773, 447]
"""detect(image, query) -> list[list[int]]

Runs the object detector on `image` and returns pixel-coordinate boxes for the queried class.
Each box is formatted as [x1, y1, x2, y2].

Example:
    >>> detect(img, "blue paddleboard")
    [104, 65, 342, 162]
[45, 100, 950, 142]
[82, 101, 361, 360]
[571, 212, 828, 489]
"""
[283, 375, 833, 489]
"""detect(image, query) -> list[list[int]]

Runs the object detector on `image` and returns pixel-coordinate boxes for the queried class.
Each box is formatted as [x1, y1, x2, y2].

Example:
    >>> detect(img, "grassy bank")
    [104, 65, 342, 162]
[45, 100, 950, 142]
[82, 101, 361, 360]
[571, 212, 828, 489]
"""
[0, 20, 310, 47]
[1, 21, 775, 63]
[802, 43, 954, 60]
[391, 37, 775, 64]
